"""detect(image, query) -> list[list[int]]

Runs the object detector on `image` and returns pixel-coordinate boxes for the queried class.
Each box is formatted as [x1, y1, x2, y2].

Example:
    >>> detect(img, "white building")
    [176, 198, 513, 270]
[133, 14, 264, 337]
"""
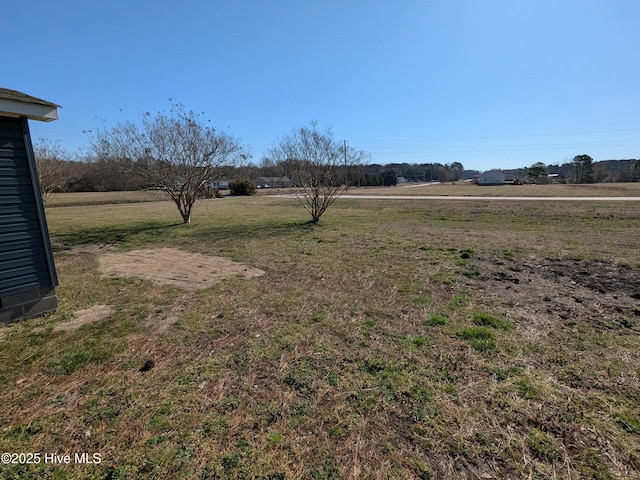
[477, 170, 505, 186]
[209, 180, 230, 190]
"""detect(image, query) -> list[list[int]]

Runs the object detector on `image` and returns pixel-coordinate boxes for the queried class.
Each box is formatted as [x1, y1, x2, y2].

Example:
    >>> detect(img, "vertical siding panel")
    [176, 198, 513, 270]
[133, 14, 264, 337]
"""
[0, 116, 58, 297]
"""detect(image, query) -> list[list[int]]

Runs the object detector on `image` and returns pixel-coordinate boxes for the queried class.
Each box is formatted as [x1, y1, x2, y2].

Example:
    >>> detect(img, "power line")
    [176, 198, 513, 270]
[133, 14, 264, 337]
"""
[350, 127, 640, 145]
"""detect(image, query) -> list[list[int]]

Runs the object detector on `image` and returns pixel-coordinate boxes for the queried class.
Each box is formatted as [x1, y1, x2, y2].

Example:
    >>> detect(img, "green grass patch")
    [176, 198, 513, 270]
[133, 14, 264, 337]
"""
[514, 377, 544, 400]
[471, 312, 514, 330]
[456, 326, 497, 351]
[526, 429, 561, 460]
[424, 313, 450, 326]
[616, 413, 640, 435]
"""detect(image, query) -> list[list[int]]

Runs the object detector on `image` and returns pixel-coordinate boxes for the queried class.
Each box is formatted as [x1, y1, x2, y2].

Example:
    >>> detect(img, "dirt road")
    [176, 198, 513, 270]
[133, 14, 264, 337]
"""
[273, 194, 640, 201]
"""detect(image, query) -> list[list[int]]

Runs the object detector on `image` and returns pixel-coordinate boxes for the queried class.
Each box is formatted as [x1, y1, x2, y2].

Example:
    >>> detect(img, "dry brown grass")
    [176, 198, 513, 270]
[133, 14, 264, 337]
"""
[1, 193, 639, 479]
[341, 181, 640, 197]
[46, 190, 170, 207]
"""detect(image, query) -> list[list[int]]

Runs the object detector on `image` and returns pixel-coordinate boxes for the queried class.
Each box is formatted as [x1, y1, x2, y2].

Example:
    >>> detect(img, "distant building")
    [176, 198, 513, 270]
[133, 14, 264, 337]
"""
[209, 180, 230, 190]
[0, 88, 60, 323]
[253, 176, 292, 188]
[504, 173, 522, 185]
[535, 174, 549, 185]
[477, 170, 505, 186]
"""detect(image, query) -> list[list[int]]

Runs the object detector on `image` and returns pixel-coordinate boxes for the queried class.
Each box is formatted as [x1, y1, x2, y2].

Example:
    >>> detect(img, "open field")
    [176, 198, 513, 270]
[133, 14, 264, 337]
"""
[2, 194, 640, 479]
[44, 183, 640, 208]
[339, 182, 640, 198]
[46, 191, 170, 208]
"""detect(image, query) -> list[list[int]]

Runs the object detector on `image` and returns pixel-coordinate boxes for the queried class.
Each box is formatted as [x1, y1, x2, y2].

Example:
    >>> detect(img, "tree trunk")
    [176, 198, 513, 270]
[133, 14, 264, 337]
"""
[173, 201, 191, 223]
[180, 202, 191, 223]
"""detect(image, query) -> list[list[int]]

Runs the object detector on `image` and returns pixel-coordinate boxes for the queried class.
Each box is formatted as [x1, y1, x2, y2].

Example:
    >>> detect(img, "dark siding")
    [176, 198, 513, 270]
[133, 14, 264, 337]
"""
[0, 116, 57, 297]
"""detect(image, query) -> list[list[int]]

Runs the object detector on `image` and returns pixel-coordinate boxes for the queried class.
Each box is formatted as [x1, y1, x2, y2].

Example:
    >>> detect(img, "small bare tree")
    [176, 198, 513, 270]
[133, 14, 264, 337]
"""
[33, 139, 72, 205]
[269, 122, 369, 224]
[92, 103, 245, 223]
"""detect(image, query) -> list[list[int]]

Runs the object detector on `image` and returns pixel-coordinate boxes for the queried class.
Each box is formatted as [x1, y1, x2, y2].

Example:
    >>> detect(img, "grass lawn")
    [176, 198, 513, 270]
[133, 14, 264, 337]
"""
[1, 192, 639, 479]
[340, 182, 640, 197]
[45, 190, 171, 208]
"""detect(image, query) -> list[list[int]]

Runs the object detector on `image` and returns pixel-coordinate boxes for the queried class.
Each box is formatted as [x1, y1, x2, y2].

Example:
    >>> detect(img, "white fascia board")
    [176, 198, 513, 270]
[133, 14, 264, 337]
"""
[0, 98, 59, 122]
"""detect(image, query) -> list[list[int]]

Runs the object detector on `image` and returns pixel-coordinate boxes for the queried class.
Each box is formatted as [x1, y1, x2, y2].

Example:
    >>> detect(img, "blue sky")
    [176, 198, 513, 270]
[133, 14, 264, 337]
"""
[5, 0, 640, 171]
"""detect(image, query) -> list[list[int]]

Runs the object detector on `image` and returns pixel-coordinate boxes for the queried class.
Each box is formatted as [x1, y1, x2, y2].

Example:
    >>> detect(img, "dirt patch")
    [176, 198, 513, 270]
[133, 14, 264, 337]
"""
[98, 248, 265, 290]
[465, 256, 640, 340]
[0, 305, 113, 339]
[155, 314, 180, 333]
[53, 305, 114, 332]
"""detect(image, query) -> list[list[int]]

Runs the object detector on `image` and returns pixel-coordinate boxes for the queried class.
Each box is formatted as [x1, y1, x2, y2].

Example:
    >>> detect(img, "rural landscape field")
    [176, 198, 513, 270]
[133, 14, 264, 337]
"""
[1, 185, 639, 479]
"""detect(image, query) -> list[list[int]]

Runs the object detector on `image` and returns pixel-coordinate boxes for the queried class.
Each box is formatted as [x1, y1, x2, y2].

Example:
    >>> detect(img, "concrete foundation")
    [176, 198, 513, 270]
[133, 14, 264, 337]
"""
[0, 287, 58, 324]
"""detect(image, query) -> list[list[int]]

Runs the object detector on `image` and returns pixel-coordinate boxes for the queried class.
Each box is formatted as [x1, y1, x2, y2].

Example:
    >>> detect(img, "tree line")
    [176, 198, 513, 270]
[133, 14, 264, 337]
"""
[34, 148, 638, 200]
[33, 103, 640, 223]
[522, 156, 640, 184]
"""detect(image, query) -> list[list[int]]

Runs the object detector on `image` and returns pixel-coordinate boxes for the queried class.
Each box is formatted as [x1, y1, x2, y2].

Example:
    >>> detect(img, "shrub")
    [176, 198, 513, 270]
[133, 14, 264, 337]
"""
[229, 179, 256, 196]
[201, 186, 222, 198]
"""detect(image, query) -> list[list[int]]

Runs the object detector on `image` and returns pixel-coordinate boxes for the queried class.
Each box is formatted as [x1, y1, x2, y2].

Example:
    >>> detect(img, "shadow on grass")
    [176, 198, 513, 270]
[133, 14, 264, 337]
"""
[52, 218, 316, 249]
[52, 221, 184, 247]
[185, 219, 317, 244]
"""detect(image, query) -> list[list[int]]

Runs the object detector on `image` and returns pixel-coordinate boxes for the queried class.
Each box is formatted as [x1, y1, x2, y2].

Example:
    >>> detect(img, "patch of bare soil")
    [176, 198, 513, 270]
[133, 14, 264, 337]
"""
[465, 256, 640, 340]
[53, 305, 113, 332]
[0, 305, 113, 339]
[97, 248, 265, 290]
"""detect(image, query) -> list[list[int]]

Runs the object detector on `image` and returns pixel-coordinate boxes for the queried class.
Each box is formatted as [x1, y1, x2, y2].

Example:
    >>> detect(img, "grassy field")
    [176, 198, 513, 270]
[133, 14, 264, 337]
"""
[43, 183, 640, 208]
[1, 192, 639, 479]
[46, 190, 170, 208]
[342, 182, 640, 197]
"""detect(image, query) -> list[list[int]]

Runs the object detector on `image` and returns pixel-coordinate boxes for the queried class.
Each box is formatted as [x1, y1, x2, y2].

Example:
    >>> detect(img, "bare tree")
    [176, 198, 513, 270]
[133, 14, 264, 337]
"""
[92, 103, 245, 223]
[269, 122, 370, 224]
[33, 138, 72, 205]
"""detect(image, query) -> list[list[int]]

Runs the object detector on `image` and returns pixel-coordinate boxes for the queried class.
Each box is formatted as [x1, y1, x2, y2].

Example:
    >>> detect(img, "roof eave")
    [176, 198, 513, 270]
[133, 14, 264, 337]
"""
[0, 98, 59, 122]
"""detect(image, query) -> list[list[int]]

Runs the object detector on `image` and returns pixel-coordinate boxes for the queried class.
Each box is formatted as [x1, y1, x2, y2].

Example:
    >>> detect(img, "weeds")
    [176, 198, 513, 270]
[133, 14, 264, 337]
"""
[472, 312, 514, 330]
[514, 377, 544, 400]
[424, 313, 449, 326]
[616, 413, 640, 435]
[456, 326, 497, 351]
[526, 429, 561, 461]
[1, 193, 638, 479]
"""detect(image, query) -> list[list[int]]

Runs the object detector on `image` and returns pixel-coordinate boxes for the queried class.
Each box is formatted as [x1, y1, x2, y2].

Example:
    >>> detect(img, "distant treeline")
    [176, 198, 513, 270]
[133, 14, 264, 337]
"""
[34, 154, 640, 193]
[508, 159, 640, 184]
[368, 159, 640, 184]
